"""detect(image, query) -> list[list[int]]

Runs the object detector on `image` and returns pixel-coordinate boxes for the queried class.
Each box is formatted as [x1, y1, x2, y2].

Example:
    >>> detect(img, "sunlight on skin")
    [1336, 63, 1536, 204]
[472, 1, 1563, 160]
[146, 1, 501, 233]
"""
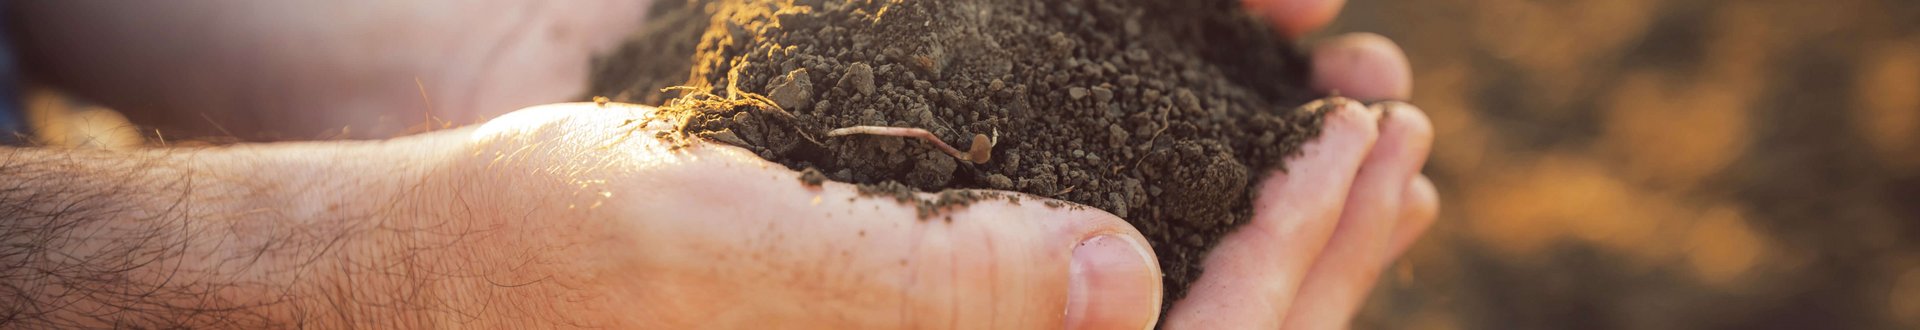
[467, 102, 695, 212]
[469, 102, 700, 169]
[440, 101, 1163, 328]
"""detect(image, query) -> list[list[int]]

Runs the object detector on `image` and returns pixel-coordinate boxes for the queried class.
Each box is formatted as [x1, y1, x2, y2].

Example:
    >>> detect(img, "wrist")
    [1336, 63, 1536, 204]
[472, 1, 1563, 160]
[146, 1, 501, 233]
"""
[198, 131, 481, 326]
[236, 127, 608, 328]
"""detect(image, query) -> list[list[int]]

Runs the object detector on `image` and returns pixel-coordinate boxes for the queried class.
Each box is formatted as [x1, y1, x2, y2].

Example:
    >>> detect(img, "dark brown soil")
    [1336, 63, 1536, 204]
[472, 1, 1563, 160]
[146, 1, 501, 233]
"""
[588, 0, 1323, 306]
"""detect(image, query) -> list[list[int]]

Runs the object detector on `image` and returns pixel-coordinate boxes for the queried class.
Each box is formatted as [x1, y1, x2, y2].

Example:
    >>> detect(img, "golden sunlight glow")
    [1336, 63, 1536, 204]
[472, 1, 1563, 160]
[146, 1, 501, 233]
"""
[468, 101, 695, 168]
[470, 102, 653, 141]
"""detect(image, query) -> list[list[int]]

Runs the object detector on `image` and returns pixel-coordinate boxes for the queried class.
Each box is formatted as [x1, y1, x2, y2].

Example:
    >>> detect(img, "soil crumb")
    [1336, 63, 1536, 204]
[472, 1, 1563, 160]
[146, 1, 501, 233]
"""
[589, 0, 1323, 307]
[799, 167, 829, 186]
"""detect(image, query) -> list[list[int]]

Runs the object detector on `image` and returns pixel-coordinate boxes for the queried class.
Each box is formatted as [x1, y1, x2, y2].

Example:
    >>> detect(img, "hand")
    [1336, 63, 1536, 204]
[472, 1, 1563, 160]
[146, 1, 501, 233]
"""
[13, 0, 649, 139]
[0, 102, 1162, 328]
[1162, 0, 1438, 329]
[351, 102, 1157, 328]
[11, 0, 1436, 328]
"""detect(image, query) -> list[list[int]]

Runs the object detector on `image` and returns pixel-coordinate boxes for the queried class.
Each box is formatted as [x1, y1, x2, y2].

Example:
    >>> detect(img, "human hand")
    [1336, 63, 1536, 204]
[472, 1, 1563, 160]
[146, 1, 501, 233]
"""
[416, 87, 1430, 330]
[0, 100, 1163, 328]
[1160, 0, 1438, 329]
[14, 0, 649, 139]
[357, 102, 1158, 328]
[372, 2, 1435, 323]
[9, 0, 1434, 327]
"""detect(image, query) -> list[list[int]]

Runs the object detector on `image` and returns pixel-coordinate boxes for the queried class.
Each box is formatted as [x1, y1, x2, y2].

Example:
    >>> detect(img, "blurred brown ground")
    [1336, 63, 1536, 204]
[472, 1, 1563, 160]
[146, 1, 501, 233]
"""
[1331, 0, 1920, 328]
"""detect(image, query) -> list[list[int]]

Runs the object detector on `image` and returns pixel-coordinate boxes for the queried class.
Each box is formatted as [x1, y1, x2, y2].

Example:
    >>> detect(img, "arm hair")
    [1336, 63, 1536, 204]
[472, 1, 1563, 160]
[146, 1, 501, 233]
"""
[1, 147, 316, 328]
[0, 145, 489, 328]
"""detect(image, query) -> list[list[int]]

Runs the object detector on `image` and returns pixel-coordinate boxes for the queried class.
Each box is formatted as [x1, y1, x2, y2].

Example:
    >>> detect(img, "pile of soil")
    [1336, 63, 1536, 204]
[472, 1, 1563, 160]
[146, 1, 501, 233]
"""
[587, 0, 1324, 306]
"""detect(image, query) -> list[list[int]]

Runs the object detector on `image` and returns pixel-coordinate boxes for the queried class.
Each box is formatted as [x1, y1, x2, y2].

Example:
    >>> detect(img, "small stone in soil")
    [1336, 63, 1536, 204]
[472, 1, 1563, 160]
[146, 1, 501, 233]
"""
[840, 62, 876, 96]
[800, 167, 828, 186]
[986, 174, 1014, 190]
[767, 68, 814, 110]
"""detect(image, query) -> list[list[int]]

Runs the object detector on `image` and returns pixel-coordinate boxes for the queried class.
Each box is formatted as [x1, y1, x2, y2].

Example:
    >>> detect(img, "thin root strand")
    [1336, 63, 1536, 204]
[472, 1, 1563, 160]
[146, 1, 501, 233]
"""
[827, 126, 994, 164]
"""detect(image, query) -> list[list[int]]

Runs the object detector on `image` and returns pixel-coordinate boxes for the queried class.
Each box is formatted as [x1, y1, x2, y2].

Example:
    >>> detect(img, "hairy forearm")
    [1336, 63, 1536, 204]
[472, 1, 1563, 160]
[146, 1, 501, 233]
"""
[0, 139, 466, 328]
[2, 146, 274, 327]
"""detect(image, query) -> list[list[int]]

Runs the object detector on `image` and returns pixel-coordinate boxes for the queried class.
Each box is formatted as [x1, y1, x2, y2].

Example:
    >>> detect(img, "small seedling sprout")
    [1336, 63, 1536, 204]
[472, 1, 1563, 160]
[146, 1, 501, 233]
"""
[827, 126, 994, 164]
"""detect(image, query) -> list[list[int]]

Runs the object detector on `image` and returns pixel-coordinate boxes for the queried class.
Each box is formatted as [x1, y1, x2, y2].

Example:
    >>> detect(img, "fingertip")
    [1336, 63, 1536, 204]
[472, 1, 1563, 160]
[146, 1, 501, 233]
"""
[1311, 33, 1413, 101]
[1320, 97, 1384, 144]
[980, 199, 1161, 330]
[1263, 97, 1379, 202]
[1244, 0, 1346, 39]
[896, 198, 1164, 329]
[1406, 176, 1439, 227]
[1378, 102, 1434, 143]
[1066, 233, 1163, 330]
[1371, 101, 1435, 166]
[1389, 175, 1439, 260]
[1260, 97, 1379, 200]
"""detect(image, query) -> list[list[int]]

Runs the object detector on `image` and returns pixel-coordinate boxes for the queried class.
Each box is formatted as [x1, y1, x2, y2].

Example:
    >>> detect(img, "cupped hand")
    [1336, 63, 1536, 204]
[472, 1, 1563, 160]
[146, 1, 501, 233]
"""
[1161, 0, 1438, 329]
[14, 0, 650, 139]
[418, 102, 1162, 328]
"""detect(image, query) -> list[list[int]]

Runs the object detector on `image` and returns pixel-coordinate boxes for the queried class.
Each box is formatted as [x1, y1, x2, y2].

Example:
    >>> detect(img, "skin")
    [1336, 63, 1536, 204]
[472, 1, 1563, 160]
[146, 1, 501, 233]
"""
[10, 1, 649, 139]
[7, 0, 1434, 328]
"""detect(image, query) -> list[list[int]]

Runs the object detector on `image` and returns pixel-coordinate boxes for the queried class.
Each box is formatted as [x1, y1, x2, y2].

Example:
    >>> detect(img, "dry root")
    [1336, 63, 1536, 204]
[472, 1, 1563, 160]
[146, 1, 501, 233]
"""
[827, 126, 994, 164]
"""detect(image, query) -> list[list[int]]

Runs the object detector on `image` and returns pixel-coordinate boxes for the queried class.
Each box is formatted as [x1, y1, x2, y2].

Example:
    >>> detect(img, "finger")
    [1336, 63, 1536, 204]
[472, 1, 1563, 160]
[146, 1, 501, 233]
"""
[527, 102, 1164, 329]
[1388, 175, 1439, 260]
[1242, 0, 1347, 39]
[1162, 98, 1379, 329]
[1281, 101, 1433, 330]
[1311, 33, 1413, 101]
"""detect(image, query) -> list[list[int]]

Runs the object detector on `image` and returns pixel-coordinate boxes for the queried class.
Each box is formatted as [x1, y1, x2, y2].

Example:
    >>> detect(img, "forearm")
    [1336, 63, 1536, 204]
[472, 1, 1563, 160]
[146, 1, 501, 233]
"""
[0, 137, 462, 328]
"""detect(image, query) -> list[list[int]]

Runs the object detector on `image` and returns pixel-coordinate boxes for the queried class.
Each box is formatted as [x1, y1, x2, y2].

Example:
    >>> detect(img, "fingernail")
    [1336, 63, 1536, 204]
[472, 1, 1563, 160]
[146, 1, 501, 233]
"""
[1066, 234, 1161, 330]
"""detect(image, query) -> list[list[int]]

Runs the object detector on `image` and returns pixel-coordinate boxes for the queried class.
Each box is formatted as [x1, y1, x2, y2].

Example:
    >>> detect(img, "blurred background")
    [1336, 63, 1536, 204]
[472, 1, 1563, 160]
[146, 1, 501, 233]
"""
[15, 0, 1919, 328]
[1332, 0, 1920, 329]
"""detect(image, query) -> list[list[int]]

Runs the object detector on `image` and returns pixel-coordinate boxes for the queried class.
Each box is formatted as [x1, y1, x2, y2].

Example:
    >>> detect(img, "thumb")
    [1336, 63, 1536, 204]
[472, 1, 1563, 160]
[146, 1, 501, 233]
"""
[1067, 224, 1164, 330]
[760, 185, 1164, 328]
[710, 188, 1166, 329]
[852, 197, 1165, 330]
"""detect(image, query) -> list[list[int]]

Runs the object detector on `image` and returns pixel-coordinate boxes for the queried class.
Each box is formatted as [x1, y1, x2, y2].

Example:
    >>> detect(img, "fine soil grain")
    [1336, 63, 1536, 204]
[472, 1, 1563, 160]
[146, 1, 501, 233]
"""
[588, 0, 1326, 308]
